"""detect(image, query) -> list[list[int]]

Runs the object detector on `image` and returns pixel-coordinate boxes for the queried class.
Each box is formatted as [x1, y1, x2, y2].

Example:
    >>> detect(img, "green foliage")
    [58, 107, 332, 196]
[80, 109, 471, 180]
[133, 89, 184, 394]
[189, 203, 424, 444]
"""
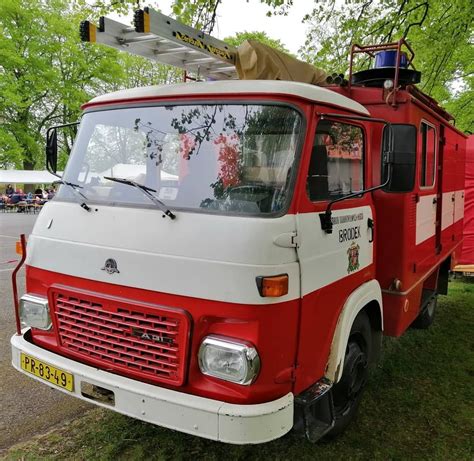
[224, 31, 289, 53]
[0, 0, 119, 169]
[0, 0, 183, 171]
[300, 0, 474, 131]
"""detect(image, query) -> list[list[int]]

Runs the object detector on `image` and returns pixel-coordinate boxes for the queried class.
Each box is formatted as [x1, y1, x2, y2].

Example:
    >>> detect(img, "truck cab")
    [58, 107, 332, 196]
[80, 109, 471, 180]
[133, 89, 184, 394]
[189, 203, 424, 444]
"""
[12, 80, 385, 443]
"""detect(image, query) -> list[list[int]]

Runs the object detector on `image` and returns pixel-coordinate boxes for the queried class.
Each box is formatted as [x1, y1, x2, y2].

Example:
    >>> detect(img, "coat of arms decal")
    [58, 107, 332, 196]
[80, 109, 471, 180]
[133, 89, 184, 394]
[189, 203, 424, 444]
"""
[347, 242, 360, 273]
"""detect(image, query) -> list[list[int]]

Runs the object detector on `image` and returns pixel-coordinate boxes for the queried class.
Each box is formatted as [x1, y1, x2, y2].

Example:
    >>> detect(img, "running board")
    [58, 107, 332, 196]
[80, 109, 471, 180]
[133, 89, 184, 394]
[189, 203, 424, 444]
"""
[294, 378, 335, 442]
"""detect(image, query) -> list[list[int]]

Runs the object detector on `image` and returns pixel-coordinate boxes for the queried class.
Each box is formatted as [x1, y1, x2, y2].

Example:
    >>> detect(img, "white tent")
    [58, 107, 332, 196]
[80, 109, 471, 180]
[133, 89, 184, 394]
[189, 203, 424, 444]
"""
[0, 170, 62, 185]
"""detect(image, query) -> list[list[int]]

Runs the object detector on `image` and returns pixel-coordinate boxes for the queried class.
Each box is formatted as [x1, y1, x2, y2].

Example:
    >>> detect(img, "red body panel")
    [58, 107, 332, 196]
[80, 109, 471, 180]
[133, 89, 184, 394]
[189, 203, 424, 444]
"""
[330, 86, 467, 336]
[459, 135, 474, 265]
[26, 266, 298, 405]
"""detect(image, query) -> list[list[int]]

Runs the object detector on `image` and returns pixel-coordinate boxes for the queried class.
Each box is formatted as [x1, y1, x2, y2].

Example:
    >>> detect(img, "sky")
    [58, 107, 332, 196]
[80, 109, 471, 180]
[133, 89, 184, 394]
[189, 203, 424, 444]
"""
[109, 0, 311, 55]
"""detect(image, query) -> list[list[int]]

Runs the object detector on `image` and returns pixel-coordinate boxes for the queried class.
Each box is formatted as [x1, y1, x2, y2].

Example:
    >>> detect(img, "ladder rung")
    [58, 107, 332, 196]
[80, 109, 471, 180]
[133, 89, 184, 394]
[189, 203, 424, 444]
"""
[155, 46, 194, 54]
[208, 66, 238, 73]
[189, 57, 219, 63]
[122, 36, 164, 44]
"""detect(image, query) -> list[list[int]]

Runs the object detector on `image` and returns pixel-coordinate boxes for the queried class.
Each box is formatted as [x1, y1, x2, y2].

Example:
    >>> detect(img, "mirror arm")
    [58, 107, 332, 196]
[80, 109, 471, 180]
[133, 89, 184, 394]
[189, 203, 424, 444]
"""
[319, 153, 393, 234]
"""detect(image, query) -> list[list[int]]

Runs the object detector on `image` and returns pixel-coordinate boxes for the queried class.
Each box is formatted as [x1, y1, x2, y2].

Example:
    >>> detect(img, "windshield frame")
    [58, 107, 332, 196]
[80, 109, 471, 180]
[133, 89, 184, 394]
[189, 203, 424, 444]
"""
[58, 99, 307, 218]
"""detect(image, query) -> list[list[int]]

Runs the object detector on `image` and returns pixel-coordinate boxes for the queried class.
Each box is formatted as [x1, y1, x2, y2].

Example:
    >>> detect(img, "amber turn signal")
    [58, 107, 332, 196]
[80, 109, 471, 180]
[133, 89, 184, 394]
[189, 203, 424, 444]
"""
[256, 274, 289, 297]
[16, 240, 24, 255]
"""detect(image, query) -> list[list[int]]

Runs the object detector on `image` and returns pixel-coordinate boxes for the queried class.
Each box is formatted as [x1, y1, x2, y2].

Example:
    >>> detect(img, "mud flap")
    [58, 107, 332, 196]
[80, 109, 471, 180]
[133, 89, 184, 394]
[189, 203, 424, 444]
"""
[294, 378, 335, 442]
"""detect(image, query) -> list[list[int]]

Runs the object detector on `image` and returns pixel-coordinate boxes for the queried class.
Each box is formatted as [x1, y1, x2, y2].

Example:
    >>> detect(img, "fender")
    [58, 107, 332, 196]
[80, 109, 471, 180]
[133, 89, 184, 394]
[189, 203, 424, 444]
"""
[325, 279, 383, 383]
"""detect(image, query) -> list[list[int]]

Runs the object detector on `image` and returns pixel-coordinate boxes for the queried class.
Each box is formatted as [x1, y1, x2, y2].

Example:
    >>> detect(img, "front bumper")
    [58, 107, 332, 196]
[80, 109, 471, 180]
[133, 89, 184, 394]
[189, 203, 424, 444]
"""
[11, 331, 293, 444]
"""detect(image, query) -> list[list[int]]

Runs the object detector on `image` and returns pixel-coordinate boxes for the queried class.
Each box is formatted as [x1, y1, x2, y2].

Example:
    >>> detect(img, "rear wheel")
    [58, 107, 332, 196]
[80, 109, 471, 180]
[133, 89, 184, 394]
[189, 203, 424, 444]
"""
[326, 311, 371, 438]
[412, 295, 437, 329]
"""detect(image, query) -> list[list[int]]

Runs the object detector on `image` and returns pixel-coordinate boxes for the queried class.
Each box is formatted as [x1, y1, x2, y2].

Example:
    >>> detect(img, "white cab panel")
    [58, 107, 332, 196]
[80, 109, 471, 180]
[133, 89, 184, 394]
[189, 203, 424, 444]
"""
[27, 201, 299, 304]
[296, 206, 373, 296]
[87, 80, 370, 116]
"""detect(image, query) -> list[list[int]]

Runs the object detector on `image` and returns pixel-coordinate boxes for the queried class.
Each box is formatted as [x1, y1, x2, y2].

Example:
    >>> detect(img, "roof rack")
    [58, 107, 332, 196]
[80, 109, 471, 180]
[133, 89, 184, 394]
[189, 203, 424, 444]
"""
[80, 7, 238, 80]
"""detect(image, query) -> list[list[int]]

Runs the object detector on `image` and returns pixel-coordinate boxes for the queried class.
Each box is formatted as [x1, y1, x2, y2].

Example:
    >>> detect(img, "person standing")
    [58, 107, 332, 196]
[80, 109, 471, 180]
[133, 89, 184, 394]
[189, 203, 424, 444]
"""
[5, 184, 14, 196]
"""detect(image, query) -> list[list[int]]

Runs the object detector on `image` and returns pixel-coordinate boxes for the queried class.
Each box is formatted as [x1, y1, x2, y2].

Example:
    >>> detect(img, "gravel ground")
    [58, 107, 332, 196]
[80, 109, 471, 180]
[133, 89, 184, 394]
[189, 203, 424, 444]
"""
[0, 213, 91, 451]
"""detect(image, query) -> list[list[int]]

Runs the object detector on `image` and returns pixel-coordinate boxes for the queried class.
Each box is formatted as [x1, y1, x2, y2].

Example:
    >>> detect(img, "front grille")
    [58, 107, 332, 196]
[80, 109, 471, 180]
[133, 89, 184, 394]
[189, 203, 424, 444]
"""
[50, 288, 190, 386]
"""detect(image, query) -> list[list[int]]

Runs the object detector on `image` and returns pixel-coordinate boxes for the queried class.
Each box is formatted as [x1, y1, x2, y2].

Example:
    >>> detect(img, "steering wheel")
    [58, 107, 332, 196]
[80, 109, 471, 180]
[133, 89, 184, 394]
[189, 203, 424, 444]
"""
[227, 184, 271, 196]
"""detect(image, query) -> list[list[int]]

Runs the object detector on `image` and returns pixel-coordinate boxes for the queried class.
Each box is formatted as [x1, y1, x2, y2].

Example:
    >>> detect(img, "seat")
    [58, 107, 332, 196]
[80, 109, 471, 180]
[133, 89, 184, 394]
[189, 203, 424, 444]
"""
[307, 144, 329, 201]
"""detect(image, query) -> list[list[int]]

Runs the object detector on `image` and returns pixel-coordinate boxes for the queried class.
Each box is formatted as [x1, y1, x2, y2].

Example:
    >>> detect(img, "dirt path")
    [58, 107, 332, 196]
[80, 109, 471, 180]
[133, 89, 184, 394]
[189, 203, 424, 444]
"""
[0, 214, 91, 451]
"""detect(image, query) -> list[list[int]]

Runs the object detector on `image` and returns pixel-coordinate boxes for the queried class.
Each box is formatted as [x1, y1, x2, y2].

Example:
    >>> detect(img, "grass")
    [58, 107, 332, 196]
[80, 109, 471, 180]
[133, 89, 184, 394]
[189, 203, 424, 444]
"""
[5, 280, 474, 461]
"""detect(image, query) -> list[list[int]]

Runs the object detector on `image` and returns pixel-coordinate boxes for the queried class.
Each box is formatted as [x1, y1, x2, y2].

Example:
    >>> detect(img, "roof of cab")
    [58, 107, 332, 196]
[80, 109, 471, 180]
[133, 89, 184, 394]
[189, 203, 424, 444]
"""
[84, 80, 370, 116]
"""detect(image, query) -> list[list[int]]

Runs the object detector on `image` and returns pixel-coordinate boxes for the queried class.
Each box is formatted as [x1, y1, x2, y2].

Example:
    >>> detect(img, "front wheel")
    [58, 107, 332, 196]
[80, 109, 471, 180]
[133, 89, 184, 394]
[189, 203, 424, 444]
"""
[326, 311, 371, 438]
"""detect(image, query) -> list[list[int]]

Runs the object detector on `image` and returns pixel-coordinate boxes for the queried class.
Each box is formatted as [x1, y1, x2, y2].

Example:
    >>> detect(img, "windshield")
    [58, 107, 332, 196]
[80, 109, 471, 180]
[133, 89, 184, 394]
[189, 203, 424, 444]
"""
[58, 104, 302, 215]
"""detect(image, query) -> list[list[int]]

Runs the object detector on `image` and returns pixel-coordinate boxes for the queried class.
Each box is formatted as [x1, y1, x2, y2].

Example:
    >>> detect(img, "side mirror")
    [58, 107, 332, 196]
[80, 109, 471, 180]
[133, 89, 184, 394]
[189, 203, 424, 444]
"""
[46, 128, 58, 173]
[382, 124, 416, 192]
[45, 121, 80, 175]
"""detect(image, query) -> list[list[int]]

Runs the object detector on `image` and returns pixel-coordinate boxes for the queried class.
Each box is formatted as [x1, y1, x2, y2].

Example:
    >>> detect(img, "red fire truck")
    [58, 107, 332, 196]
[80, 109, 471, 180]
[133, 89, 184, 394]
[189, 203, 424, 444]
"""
[11, 9, 467, 444]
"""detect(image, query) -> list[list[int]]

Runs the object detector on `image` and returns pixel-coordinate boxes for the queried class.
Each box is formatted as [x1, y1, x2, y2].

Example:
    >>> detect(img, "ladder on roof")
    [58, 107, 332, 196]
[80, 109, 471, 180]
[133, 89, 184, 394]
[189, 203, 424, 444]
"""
[80, 7, 238, 80]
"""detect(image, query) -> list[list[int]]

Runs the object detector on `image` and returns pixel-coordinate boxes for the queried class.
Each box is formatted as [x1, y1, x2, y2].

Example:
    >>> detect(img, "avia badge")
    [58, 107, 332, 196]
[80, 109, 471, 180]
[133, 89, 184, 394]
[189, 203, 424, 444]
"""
[101, 258, 120, 275]
[131, 327, 174, 344]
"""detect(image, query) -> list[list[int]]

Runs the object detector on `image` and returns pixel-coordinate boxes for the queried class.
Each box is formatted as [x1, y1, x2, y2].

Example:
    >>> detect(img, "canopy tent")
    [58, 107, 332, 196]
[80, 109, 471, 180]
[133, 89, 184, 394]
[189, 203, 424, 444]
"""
[0, 170, 61, 185]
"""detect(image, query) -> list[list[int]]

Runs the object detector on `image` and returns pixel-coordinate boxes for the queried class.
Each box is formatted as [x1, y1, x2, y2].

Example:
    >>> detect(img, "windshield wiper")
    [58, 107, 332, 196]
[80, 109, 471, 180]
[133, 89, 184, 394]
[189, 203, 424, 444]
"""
[53, 180, 91, 212]
[103, 176, 176, 220]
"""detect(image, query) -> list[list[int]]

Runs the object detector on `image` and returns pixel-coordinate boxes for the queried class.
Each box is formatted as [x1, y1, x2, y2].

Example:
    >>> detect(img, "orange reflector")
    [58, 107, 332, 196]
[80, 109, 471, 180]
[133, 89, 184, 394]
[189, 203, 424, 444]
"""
[89, 22, 97, 43]
[256, 274, 289, 298]
[16, 240, 24, 255]
[144, 10, 150, 32]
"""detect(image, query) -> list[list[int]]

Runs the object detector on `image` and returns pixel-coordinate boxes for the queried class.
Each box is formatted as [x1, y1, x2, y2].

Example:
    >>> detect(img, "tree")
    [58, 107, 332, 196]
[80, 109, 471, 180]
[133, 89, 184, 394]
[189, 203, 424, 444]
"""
[0, 0, 127, 170]
[0, 0, 186, 172]
[299, 0, 473, 131]
[224, 31, 289, 53]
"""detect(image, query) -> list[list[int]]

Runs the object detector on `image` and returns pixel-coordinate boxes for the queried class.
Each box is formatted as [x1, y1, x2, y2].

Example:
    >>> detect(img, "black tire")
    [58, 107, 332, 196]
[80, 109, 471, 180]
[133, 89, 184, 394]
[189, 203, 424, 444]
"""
[326, 311, 371, 439]
[412, 295, 437, 329]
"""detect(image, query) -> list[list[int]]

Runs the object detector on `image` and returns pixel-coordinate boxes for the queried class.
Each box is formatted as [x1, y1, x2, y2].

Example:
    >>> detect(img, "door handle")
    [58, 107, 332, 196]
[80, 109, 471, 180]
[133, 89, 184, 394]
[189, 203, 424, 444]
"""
[367, 218, 374, 243]
[432, 197, 437, 204]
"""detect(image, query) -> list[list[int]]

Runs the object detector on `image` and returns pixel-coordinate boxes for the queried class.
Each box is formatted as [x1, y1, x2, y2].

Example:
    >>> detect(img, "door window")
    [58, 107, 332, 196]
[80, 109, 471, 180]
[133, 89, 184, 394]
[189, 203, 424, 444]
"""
[420, 122, 436, 188]
[307, 120, 364, 201]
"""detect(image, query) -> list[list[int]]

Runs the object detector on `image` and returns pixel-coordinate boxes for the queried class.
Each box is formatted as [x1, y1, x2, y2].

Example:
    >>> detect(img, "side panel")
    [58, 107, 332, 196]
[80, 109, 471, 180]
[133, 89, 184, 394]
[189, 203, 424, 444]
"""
[296, 206, 374, 296]
[416, 193, 437, 246]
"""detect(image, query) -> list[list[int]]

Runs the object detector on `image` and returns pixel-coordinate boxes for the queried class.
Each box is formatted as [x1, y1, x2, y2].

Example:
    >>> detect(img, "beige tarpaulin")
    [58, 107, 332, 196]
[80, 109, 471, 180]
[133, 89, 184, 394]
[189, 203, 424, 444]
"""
[235, 39, 327, 85]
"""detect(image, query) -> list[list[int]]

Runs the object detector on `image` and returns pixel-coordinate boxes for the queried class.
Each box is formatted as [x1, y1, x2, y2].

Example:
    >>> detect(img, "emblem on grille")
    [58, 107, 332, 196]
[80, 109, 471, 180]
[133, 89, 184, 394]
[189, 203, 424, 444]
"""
[131, 327, 174, 344]
[101, 258, 120, 275]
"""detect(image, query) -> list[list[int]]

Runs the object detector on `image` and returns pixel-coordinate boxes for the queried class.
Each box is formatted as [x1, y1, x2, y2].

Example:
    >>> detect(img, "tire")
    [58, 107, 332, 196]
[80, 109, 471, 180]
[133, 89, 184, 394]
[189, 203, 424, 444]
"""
[326, 311, 371, 439]
[412, 295, 437, 329]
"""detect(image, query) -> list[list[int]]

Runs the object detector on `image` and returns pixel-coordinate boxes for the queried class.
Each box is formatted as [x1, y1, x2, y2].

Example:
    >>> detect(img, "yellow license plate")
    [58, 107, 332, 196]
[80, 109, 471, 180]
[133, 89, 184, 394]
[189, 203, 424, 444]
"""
[20, 353, 74, 392]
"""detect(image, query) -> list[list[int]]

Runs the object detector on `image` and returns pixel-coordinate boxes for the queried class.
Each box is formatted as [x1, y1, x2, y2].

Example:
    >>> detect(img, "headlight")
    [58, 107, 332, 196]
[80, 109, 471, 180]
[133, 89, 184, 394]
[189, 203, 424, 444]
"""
[19, 294, 52, 330]
[198, 336, 260, 385]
